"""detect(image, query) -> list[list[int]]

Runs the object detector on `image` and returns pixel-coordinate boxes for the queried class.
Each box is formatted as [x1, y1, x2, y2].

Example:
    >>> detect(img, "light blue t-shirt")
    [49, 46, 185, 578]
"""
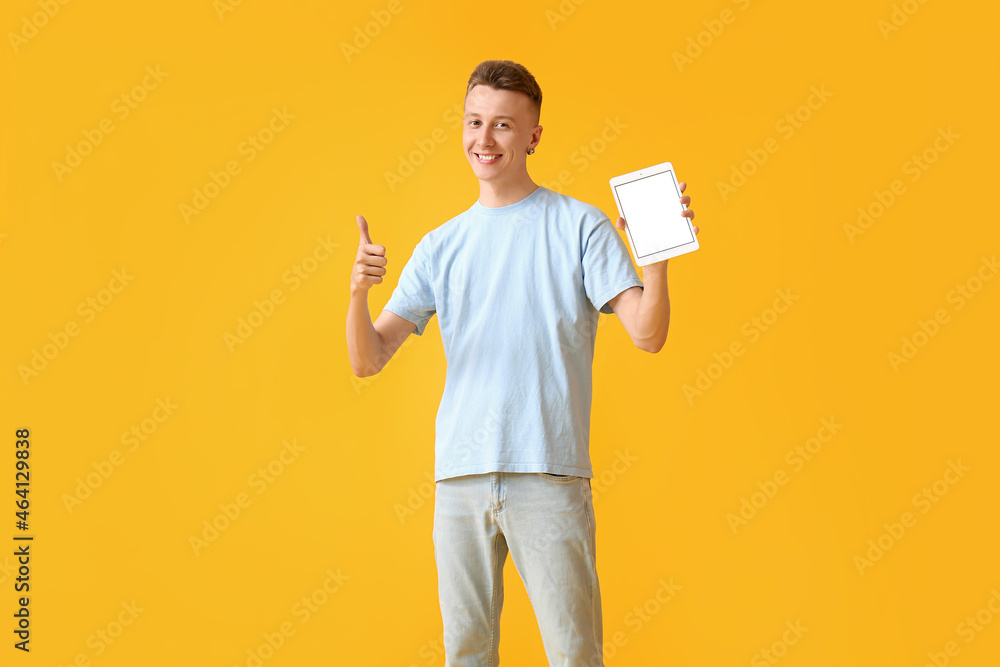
[383, 186, 643, 481]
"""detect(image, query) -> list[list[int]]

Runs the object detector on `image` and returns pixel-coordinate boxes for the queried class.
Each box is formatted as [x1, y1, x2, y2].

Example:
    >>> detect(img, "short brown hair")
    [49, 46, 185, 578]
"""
[466, 60, 542, 122]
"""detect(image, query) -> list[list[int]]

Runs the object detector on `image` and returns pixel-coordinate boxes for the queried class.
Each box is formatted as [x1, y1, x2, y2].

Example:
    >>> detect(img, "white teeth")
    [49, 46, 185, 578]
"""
[477, 154, 500, 161]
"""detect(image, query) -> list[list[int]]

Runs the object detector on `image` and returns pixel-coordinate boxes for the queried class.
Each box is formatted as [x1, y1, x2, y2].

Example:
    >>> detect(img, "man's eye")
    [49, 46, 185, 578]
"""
[496, 122, 508, 128]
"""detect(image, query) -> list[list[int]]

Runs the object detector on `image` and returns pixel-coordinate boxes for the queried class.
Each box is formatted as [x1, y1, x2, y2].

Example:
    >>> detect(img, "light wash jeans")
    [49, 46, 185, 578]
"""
[433, 472, 604, 667]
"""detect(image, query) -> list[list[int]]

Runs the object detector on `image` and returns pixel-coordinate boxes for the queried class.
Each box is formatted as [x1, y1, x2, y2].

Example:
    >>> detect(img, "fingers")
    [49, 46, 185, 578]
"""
[693, 225, 700, 236]
[357, 263, 387, 277]
[355, 273, 384, 287]
[678, 184, 694, 220]
[355, 243, 387, 269]
[352, 214, 388, 291]
[352, 248, 388, 290]
[615, 216, 627, 231]
[358, 251, 387, 267]
[357, 214, 373, 246]
[356, 214, 386, 256]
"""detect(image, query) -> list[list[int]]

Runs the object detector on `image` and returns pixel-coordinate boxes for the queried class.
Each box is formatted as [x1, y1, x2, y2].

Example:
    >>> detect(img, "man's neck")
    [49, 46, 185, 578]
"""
[477, 177, 539, 208]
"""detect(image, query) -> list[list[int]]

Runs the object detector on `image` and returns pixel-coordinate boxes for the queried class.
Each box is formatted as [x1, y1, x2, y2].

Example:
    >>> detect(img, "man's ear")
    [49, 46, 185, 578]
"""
[529, 125, 543, 151]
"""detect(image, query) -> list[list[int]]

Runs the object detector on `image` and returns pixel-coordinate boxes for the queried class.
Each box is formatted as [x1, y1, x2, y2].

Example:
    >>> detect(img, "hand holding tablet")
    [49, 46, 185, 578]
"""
[609, 162, 699, 266]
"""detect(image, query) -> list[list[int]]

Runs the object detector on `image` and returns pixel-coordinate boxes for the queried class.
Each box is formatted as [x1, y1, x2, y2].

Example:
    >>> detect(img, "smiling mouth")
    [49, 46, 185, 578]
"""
[474, 153, 501, 162]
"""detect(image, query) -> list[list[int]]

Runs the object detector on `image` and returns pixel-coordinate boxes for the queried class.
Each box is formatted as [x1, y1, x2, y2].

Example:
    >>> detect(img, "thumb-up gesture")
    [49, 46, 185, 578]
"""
[351, 215, 388, 294]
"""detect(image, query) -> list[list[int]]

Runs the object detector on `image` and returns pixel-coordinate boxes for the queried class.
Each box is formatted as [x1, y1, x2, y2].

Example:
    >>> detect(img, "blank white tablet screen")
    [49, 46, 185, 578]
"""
[614, 171, 693, 260]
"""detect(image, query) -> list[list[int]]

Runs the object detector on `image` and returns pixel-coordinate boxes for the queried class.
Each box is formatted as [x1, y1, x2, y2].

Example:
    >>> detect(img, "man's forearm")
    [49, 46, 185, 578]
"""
[633, 262, 671, 353]
[346, 290, 386, 376]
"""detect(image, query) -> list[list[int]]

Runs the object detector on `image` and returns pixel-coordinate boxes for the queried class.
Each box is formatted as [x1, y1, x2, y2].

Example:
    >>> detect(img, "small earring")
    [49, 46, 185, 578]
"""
[527, 148, 535, 155]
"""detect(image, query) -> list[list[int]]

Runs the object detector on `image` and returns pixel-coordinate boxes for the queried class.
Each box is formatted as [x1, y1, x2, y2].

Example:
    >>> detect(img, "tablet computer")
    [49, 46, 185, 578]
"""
[609, 161, 698, 266]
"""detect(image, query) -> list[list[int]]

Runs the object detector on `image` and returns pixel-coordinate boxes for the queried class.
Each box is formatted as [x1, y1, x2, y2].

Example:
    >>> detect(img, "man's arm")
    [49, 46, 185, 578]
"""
[607, 181, 698, 354]
[347, 302, 416, 377]
[606, 271, 669, 354]
[347, 215, 417, 377]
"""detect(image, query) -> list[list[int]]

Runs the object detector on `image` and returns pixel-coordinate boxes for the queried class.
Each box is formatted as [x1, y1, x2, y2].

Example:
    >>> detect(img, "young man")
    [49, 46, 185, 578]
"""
[347, 60, 698, 666]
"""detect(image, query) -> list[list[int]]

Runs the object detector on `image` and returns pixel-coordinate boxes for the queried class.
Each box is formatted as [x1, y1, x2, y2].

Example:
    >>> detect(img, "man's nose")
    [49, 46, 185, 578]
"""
[477, 128, 494, 147]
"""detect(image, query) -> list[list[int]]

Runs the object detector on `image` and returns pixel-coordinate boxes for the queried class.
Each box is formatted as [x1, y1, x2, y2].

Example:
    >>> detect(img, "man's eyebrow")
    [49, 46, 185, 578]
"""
[464, 112, 516, 122]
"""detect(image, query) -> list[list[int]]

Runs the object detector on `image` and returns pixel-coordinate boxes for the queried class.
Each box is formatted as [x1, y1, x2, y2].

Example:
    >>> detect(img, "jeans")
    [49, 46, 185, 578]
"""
[433, 472, 604, 667]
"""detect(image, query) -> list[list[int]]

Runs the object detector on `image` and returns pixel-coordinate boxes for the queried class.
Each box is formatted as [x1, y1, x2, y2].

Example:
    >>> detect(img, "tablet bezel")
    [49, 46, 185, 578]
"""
[609, 161, 699, 266]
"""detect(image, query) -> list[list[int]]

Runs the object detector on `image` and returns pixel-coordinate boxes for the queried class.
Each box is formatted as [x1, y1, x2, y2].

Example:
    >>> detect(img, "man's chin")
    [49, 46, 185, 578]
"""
[469, 164, 500, 181]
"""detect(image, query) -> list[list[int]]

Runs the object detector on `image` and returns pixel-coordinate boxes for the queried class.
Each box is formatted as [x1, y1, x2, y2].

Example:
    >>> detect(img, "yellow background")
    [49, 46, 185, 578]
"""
[2, 0, 998, 665]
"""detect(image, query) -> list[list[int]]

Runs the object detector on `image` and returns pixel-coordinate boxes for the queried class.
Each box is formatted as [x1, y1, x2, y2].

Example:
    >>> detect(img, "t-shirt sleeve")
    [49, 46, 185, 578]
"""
[582, 216, 644, 314]
[382, 236, 436, 336]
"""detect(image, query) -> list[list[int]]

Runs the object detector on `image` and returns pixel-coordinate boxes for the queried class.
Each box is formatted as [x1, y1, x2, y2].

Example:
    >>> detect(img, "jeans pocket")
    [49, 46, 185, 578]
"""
[539, 472, 578, 483]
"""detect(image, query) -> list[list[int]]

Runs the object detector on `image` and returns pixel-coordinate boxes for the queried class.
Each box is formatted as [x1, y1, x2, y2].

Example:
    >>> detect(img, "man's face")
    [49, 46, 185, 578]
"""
[463, 85, 542, 186]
